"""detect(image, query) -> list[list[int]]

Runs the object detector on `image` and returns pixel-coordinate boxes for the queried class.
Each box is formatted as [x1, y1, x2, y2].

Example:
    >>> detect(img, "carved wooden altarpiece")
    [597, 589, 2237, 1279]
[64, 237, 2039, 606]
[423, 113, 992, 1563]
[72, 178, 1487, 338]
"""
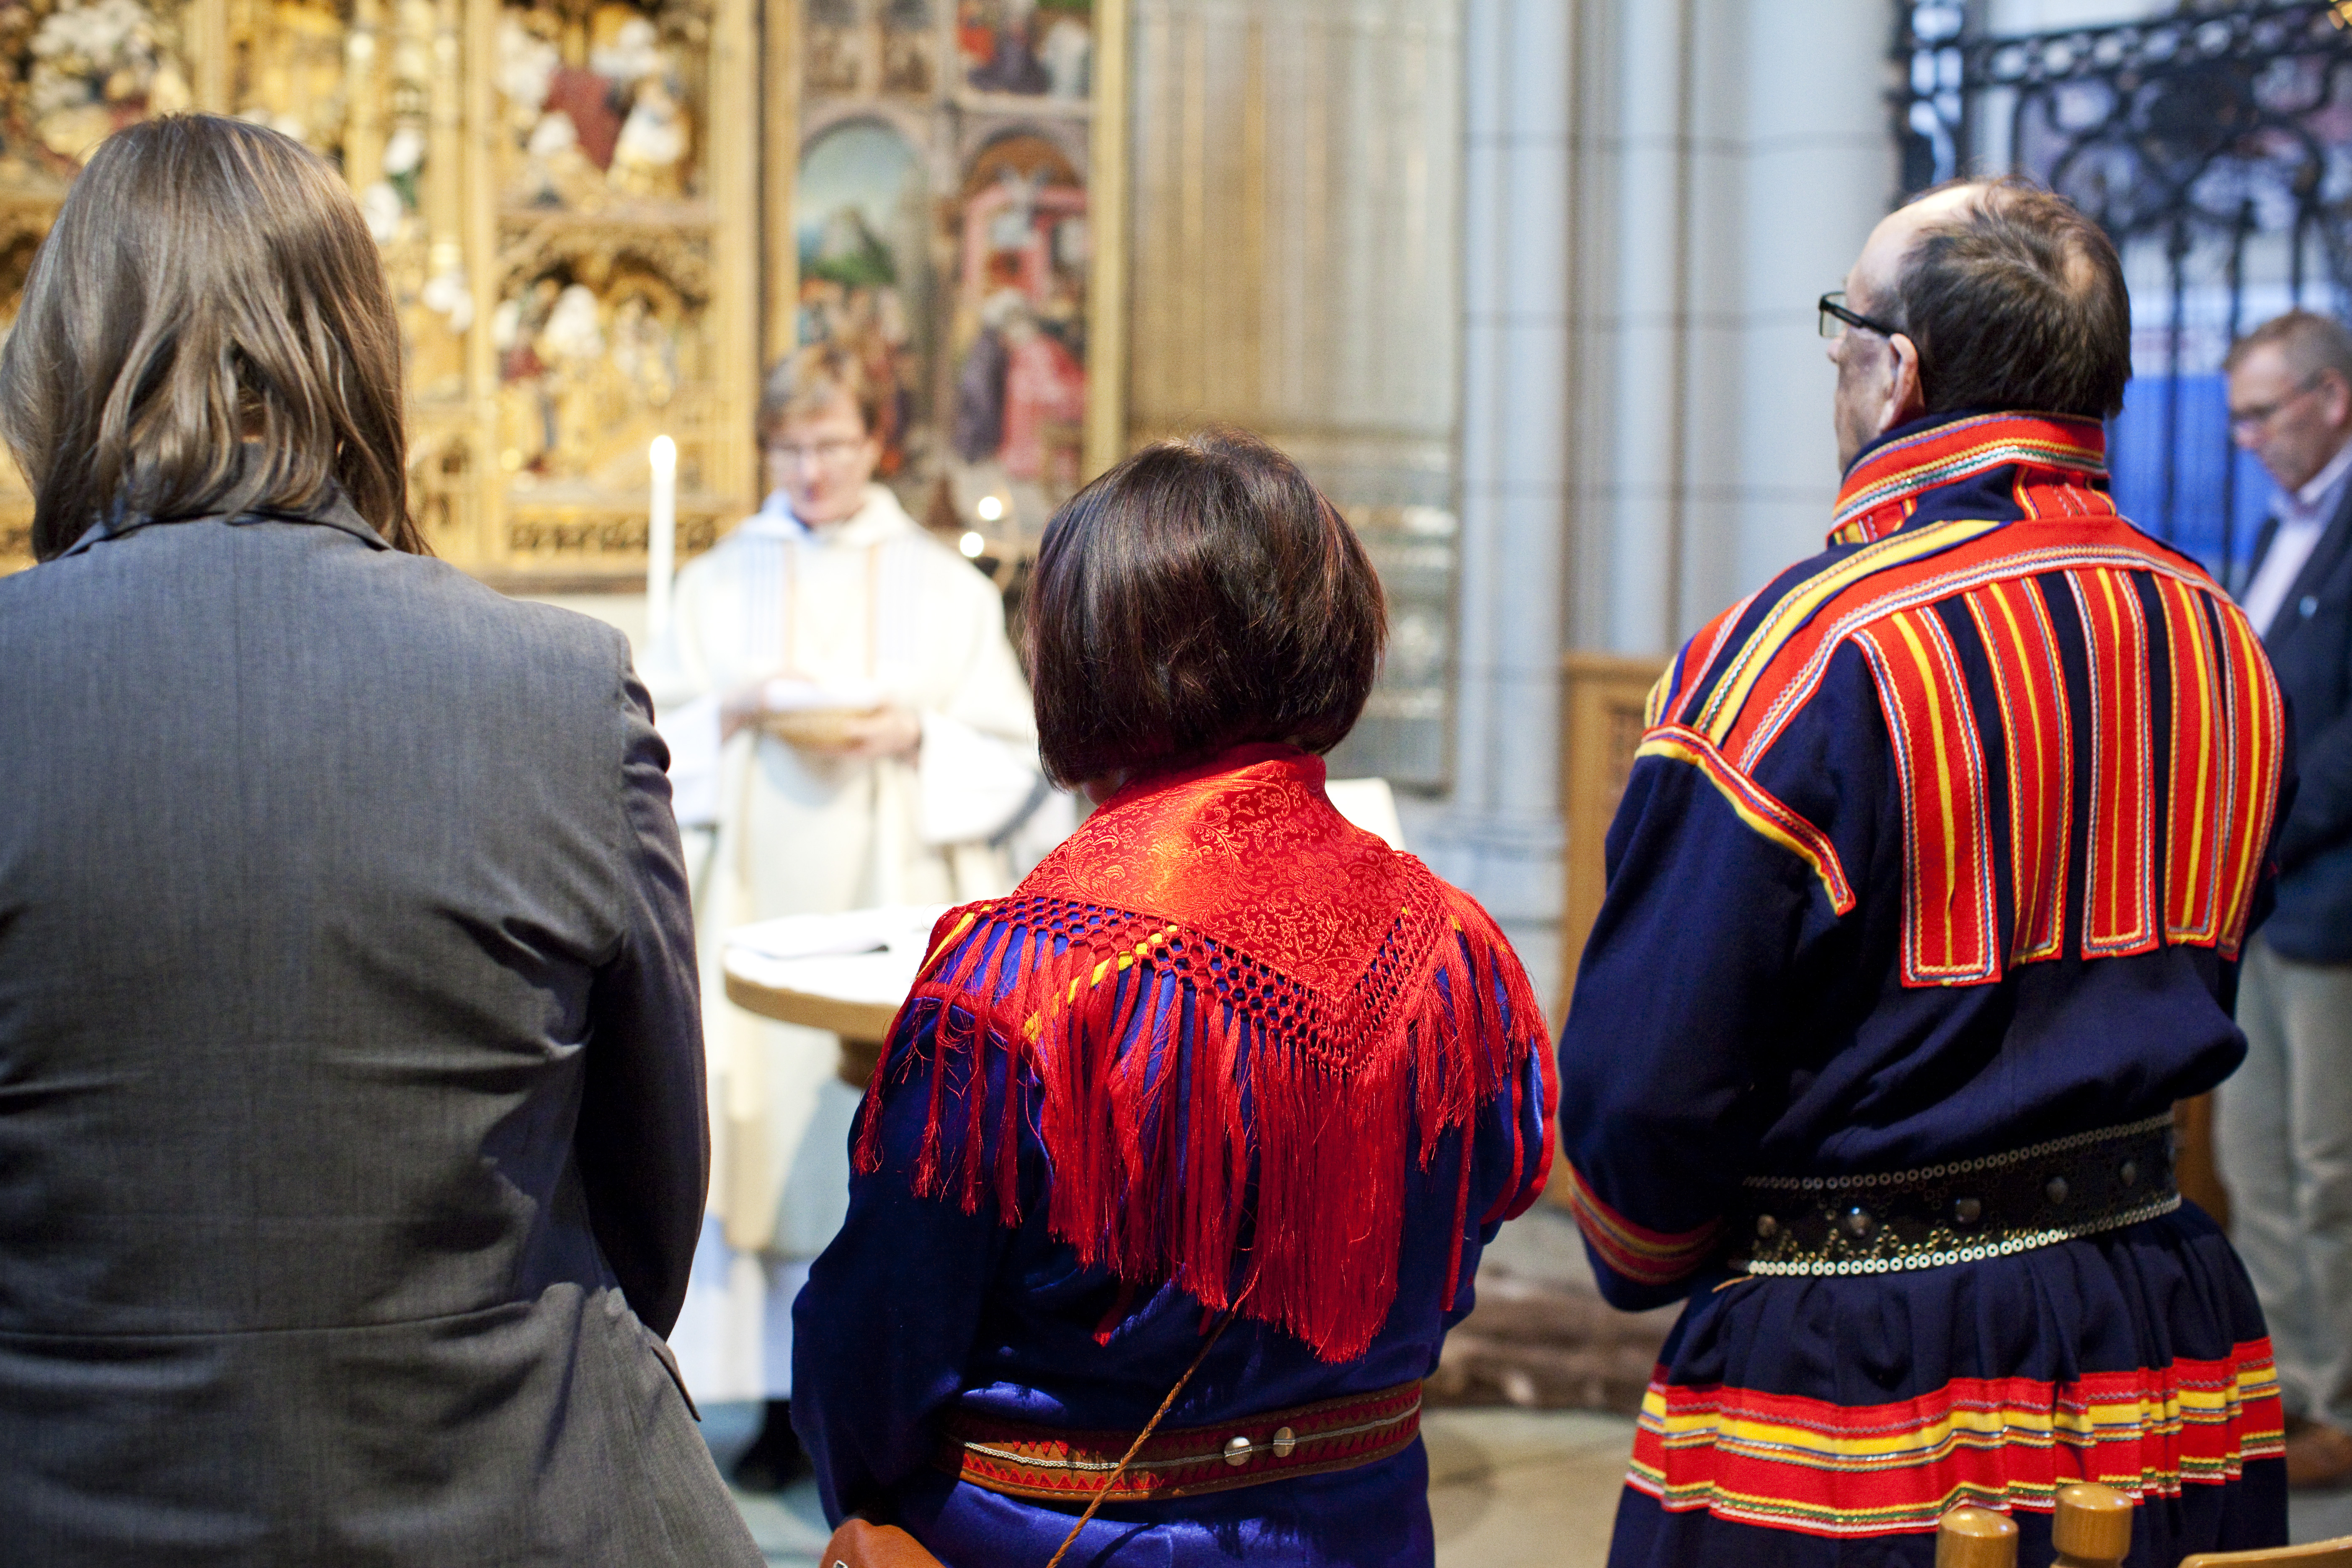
[0, 0, 755, 583]
[0, 0, 1126, 584]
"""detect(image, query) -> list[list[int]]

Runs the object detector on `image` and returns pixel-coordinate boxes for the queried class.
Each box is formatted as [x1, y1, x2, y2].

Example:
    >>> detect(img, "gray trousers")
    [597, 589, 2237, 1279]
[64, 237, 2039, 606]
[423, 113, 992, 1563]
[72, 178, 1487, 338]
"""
[2216, 934, 2352, 1428]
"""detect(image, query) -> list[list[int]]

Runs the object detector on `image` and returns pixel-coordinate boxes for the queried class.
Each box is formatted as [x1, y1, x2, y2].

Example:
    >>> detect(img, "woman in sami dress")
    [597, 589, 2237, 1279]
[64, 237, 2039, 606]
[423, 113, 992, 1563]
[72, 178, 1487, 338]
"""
[791, 428, 1555, 1566]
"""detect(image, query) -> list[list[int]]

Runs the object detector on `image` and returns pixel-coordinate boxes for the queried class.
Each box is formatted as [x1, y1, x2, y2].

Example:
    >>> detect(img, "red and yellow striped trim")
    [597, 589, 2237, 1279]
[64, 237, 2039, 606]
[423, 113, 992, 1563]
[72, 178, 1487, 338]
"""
[2213, 599, 2287, 957]
[1694, 516, 2004, 746]
[1697, 526, 2286, 990]
[1634, 726, 1855, 914]
[1830, 413, 2109, 546]
[2071, 568, 2159, 959]
[1965, 575, 2073, 964]
[1855, 607, 1999, 984]
[1564, 1163, 1726, 1289]
[1628, 1340, 2283, 1538]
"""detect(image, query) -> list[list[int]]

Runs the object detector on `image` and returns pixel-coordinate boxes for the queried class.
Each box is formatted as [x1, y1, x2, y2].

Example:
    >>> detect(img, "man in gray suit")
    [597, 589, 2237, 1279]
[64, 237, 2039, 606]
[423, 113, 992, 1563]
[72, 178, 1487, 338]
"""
[0, 115, 762, 1565]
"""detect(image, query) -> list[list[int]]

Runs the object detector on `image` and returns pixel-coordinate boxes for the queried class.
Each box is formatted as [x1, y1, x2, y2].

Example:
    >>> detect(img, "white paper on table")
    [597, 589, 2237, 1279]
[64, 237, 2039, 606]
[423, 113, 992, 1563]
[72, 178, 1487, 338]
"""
[725, 903, 952, 963]
[722, 947, 927, 1009]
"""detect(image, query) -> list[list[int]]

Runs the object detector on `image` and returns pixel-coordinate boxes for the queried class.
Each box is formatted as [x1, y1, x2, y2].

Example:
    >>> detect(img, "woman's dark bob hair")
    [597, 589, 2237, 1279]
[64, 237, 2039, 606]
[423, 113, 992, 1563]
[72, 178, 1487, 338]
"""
[1027, 426, 1386, 789]
[2, 114, 418, 560]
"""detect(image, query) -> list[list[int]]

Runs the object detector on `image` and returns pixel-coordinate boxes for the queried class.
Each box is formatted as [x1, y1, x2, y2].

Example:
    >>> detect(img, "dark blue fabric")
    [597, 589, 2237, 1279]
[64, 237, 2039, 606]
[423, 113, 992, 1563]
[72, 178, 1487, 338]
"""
[1563, 412, 2290, 1306]
[1559, 410, 2294, 1564]
[793, 955, 1550, 1568]
[2240, 486, 2352, 962]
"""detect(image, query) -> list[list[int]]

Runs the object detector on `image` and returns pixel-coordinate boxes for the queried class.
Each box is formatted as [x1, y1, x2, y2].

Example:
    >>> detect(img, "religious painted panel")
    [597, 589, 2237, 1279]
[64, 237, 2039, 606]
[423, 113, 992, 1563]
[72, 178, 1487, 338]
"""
[483, 0, 751, 579]
[779, 0, 1122, 561]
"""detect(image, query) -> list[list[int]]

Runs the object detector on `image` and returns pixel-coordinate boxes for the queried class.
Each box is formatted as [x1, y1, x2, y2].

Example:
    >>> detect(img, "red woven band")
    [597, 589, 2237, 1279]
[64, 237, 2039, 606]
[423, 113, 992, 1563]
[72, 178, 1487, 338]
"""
[937, 1381, 1424, 1503]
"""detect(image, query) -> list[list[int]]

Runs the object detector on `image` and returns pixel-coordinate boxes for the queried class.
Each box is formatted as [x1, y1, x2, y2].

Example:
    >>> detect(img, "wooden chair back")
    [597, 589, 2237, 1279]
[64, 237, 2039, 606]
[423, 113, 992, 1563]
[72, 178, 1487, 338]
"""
[2051, 1482, 2133, 1566]
[2180, 1539, 2352, 1566]
[1936, 1504, 2017, 1568]
[1938, 1481, 2352, 1568]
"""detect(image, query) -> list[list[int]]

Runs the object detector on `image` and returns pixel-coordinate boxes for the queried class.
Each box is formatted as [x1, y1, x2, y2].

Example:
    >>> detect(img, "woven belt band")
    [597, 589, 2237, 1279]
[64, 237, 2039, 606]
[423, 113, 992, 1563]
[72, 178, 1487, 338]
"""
[1731, 1112, 2180, 1278]
[937, 1381, 1423, 1503]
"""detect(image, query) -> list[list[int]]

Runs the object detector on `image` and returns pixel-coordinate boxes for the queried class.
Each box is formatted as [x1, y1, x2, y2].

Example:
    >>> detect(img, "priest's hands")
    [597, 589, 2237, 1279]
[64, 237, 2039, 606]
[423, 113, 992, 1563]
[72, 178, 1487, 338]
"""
[825, 706, 921, 760]
[718, 681, 769, 743]
[719, 678, 921, 760]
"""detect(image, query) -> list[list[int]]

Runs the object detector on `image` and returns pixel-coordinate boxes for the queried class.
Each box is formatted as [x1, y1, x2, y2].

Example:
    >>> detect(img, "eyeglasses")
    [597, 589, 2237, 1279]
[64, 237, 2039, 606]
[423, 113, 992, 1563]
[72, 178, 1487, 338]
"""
[2227, 375, 2325, 433]
[1818, 291, 1905, 341]
[766, 437, 869, 469]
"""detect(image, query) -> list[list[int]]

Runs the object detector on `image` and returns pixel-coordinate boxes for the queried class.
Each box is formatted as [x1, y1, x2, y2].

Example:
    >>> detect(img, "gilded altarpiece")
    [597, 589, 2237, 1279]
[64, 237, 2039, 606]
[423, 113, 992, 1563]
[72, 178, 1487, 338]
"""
[0, 0, 761, 584]
[768, 0, 1126, 557]
[0, 0, 1131, 581]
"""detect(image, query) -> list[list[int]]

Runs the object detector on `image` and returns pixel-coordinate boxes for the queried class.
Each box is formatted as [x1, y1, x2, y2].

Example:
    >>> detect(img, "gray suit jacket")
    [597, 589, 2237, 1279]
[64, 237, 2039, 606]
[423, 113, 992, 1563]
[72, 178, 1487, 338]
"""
[0, 503, 761, 1566]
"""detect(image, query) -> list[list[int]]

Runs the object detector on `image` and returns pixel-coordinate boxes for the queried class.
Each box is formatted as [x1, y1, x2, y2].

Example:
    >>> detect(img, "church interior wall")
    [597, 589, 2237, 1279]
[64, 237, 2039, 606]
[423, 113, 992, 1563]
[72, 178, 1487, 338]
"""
[1535, 0, 1889, 1003]
[0, 0, 1911, 1021]
[1409, 0, 1572, 1010]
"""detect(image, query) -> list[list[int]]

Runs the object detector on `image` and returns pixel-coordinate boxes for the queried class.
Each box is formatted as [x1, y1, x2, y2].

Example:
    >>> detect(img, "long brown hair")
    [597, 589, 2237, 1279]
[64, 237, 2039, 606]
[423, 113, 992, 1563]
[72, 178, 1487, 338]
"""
[0, 114, 417, 560]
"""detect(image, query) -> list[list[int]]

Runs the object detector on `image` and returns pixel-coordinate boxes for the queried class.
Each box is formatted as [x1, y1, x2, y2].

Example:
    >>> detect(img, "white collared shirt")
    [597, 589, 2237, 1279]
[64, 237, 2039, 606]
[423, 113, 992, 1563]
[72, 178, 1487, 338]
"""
[2241, 437, 2352, 638]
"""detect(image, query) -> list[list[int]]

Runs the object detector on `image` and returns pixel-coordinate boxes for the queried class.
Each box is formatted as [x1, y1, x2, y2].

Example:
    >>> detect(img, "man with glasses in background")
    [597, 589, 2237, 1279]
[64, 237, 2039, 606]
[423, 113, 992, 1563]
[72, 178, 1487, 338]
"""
[638, 343, 1048, 1493]
[2220, 310, 2352, 1491]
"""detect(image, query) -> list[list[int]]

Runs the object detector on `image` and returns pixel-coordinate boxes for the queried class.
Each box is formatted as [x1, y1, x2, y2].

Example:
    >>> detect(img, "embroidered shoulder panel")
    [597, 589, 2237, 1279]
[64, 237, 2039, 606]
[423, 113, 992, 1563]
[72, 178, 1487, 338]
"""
[854, 748, 1557, 1363]
[1648, 512, 2284, 988]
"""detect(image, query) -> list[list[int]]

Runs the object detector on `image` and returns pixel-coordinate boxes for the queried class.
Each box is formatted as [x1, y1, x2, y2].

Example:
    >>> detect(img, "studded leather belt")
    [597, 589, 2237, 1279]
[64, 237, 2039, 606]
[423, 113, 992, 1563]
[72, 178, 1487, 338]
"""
[1730, 1113, 2180, 1277]
[936, 1381, 1423, 1503]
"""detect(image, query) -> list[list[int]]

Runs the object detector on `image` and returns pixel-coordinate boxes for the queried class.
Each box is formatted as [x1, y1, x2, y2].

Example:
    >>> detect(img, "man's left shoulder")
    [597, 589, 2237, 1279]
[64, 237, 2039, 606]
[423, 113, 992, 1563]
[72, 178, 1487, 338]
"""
[1653, 518, 2011, 761]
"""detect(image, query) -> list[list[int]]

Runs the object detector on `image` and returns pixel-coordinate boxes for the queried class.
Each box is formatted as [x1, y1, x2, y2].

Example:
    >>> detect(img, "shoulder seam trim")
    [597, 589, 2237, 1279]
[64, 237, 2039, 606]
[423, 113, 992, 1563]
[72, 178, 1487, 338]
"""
[1635, 725, 1857, 914]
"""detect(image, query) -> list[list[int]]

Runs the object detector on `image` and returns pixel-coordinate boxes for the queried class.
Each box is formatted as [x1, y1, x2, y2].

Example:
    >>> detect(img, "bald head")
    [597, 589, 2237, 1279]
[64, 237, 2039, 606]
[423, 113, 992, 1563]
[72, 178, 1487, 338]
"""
[1829, 177, 2130, 468]
[1848, 182, 1984, 322]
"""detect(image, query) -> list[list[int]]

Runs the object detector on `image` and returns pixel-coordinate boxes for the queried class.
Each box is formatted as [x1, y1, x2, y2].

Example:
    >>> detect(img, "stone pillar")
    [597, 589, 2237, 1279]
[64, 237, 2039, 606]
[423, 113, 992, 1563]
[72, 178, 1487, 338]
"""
[1400, 0, 1574, 1006]
[1127, 0, 1465, 787]
[1506, 0, 1893, 1008]
[1577, 0, 1892, 659]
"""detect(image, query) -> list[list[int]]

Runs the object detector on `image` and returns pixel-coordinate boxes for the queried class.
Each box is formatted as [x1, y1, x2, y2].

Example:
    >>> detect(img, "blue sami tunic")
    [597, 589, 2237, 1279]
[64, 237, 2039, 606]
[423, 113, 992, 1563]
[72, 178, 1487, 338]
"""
[1560, 412, 2292, 1566]
[794, 747, 1553, 1568]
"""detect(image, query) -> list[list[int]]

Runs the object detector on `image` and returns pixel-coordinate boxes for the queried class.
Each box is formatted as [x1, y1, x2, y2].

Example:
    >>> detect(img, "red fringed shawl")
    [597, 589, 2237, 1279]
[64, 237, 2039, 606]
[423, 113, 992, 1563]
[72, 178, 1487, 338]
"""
[853, 743, 1554, 1364]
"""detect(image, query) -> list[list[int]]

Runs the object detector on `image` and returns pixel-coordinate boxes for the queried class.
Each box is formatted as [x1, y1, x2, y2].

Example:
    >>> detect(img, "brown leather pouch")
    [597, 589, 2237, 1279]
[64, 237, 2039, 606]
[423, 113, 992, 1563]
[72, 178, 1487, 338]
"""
[819, 1516, 946, 1568]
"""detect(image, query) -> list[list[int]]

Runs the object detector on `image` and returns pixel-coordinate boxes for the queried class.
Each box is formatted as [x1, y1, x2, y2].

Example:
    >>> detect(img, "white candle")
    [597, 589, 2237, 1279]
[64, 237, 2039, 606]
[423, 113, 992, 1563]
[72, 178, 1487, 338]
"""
[646, 434, 677, 642]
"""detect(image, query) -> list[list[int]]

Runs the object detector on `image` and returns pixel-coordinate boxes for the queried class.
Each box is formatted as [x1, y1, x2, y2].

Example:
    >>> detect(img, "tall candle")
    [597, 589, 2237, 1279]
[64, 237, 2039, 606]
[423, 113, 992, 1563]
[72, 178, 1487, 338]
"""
[646, 434, 677, 642]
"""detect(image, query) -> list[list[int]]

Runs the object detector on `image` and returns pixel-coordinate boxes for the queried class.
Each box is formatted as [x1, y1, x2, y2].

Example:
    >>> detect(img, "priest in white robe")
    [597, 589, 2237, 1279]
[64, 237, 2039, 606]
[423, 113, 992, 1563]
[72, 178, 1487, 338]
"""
[638, 344, 1048, 1488]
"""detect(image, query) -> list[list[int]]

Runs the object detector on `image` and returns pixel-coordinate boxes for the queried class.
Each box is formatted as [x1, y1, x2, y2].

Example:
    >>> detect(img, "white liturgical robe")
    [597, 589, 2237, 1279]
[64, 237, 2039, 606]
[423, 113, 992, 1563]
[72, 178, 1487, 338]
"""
[639, 484, 1046, 1401]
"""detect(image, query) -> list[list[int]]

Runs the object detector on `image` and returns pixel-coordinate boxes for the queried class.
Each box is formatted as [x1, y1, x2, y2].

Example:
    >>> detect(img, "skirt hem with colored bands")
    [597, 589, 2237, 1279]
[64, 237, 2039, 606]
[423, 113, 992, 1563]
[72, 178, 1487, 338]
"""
[1604, 1204, 2288, 1568]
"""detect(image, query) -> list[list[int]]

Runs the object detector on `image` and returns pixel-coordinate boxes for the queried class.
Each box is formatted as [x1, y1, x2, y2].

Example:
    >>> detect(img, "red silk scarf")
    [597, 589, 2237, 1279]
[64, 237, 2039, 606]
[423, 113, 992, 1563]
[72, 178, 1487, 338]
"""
[855, 743, 1553, 1362]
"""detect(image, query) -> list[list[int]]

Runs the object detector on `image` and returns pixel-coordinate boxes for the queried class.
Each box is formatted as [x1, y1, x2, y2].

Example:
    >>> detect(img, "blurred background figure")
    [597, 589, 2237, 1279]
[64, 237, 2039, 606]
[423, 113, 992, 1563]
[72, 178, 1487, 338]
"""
[0, 115, 756, 1566]
[640, 342, 1048, 1493]
[2219, 310, 2352, 1491]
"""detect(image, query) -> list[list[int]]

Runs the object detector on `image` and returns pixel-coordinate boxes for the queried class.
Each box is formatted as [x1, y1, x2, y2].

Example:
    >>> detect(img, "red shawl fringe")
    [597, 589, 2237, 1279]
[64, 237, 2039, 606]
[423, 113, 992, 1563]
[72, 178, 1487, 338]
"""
[852, 882, 1548, 1364]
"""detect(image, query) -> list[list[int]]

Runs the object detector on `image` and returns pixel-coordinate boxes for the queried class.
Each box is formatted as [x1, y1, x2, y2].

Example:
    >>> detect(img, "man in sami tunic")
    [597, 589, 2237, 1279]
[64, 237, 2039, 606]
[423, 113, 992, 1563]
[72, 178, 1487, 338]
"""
[1559, 175, 2293, 1566]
